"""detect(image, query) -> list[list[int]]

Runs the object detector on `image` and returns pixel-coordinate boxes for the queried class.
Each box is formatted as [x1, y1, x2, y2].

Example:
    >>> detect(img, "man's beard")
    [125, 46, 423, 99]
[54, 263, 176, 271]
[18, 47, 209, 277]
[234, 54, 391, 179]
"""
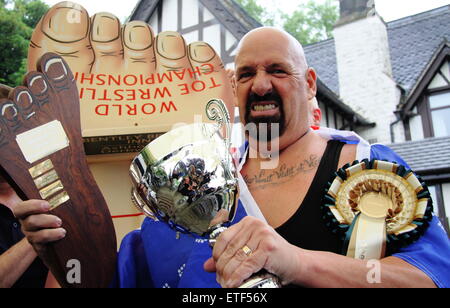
[245, 92, 285, 141]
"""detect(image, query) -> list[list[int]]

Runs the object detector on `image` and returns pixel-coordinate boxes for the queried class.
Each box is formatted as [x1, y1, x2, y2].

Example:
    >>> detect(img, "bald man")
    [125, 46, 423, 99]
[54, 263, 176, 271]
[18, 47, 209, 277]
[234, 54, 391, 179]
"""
[203, 27, 449, 288]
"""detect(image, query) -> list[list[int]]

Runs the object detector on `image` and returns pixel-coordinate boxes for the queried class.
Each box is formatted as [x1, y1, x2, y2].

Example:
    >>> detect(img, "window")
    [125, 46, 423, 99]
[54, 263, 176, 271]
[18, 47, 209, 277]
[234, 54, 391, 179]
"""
[429, 92, 450, 137]
[428, 183, 450, 236]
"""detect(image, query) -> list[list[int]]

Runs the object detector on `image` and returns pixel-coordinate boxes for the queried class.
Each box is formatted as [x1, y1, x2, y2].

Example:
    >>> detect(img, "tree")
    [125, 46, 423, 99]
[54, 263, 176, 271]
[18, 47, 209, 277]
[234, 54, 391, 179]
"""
[234, 0, 275, 26]
[234, 0, 339, 45]
[0, 0, 48, 87]
[282, 0, 339, 45]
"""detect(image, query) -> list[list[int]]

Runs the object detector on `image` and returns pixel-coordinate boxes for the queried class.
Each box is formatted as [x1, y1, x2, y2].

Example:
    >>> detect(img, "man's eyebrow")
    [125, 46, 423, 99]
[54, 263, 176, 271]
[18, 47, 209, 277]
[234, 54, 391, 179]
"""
[236, 66, 254, 74]
[266, 63, 288, 69]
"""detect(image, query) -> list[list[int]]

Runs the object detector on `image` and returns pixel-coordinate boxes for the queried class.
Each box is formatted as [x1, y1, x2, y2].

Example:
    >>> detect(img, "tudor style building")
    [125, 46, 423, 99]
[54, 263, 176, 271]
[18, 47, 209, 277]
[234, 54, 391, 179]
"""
[129, 0, 450, 233]
[129, 0, 373, 132]
[309, 0, 450, 233]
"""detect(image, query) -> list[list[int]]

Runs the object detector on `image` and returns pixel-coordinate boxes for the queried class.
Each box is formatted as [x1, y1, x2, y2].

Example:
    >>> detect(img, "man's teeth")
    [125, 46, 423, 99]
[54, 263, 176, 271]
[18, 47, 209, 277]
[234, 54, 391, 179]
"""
[253, 104, 277, 111]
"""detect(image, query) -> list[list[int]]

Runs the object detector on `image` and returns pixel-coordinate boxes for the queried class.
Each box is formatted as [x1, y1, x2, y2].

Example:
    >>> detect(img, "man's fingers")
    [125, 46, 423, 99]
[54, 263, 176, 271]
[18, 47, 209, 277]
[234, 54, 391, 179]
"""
[225, 251, 268, 288]
[25, 228, 66, 246]
[13, 200, 50, 219]
[203, 257, 217, 273]
[21, 214, 62, 232]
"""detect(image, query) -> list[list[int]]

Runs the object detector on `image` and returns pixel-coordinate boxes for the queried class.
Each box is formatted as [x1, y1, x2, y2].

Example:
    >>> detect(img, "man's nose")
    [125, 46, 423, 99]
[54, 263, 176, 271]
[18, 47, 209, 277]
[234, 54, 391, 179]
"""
[251, 72, 272, 97]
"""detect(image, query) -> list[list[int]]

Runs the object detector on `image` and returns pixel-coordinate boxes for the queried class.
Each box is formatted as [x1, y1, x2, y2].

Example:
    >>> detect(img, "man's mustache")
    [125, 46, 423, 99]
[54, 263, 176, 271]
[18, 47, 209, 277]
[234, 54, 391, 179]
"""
[247, 92, 283, 108]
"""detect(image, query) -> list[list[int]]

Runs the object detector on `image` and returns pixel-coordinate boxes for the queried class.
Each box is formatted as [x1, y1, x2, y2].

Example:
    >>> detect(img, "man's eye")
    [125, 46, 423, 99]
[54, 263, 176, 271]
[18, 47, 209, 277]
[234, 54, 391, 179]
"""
[238, 72, 253, 80]
[271, 70, 287, 75]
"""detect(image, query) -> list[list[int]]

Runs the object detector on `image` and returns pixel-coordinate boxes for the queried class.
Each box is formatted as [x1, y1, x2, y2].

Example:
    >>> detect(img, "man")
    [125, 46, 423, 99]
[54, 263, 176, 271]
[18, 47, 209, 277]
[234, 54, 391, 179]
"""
[14, 27, 450, 288]
[0, 172, 49, 288]
[202, 27, 450, 288]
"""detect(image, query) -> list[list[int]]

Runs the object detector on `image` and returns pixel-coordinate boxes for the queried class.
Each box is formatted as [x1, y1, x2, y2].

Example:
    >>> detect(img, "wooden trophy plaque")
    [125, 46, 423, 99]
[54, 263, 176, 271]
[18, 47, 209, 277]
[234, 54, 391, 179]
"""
[0, 53, 117, 288]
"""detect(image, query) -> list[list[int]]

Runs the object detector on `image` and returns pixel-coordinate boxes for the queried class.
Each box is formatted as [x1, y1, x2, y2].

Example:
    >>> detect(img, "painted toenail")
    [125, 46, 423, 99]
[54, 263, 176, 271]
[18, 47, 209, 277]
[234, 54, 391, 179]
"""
[29, 76, 48, 95]
[157, 32, 186, 60]
[1, 103, 18, 122]
[91, 13, 121, 43]
[16, 91, 33, 109]
[189, 42, 216, 63]
[45, 58, 68, 81]
[124, 22, 153, 51]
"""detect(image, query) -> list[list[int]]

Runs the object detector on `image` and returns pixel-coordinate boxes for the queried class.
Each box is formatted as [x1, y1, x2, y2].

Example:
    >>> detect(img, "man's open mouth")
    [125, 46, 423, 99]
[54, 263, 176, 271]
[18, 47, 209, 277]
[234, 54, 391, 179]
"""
[252, 104, 277, 111]
[250, 101, 280, 113]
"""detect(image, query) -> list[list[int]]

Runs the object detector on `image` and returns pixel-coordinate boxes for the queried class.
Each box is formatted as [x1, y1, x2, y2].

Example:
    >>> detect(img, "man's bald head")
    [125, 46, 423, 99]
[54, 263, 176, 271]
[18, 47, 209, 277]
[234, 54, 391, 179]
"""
[236, 27, 309, 74]
[234, 26, 317, 149]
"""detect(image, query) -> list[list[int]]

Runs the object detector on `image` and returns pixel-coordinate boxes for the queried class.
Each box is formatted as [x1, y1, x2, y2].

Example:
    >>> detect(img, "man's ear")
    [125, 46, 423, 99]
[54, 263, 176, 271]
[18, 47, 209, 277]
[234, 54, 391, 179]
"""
[312, 108, 322, 127]
[305, 68, 317, 100]
[226, 68, 238, 107]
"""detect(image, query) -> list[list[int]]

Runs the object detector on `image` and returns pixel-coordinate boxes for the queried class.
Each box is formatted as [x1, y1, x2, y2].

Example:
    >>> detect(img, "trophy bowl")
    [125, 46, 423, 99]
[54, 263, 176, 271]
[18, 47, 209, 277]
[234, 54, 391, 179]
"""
[129, 99, 281, 288]
[129, 121, 239, 235]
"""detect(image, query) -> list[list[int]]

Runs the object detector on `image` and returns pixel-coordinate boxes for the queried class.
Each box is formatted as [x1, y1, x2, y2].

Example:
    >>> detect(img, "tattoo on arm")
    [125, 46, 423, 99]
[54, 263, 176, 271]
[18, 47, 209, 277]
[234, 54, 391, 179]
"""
[244, 155, 321, 190]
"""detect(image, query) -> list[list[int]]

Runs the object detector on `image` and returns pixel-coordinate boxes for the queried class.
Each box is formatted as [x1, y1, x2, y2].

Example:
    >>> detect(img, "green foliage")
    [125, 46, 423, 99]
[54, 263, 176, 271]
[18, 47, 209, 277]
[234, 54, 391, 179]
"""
[235, 0, 339, 45]
[234, 0, 275, 26]
[283, 0, 339, 45]
[0, 0, 48, 87]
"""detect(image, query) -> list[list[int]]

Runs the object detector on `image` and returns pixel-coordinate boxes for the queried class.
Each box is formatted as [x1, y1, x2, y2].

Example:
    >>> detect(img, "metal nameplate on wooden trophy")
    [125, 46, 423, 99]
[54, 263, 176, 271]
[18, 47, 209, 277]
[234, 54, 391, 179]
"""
[0, 53, 117, 288]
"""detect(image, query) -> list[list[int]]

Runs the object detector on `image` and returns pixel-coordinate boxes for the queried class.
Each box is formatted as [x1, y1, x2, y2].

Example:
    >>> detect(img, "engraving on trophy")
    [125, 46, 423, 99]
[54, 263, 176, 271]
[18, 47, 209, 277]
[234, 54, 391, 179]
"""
[29, 159, 69, 210]
[29, 159, 54, 178]
[16, 120, 70, 164]
[48, 191, 70, 210]
[39, 180, 64, 199]
[33, 169, 59, 190]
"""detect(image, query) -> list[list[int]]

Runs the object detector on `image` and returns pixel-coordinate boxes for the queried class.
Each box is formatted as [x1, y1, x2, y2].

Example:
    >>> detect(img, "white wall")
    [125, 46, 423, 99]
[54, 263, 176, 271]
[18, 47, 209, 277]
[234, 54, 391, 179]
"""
[409, 107, 425, 141]
[334, 15, 403, 144]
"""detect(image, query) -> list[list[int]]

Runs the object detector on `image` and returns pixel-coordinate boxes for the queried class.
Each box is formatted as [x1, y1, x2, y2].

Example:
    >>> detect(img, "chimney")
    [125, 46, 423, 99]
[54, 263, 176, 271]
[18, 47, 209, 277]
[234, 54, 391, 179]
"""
[333, 0, 404, 144]
[336, 0, 376, 26]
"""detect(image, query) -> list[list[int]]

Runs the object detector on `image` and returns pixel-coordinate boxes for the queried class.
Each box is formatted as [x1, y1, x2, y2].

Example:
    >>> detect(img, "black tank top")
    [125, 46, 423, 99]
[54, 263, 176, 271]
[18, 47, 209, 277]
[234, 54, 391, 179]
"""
[275, 140, 345, 254]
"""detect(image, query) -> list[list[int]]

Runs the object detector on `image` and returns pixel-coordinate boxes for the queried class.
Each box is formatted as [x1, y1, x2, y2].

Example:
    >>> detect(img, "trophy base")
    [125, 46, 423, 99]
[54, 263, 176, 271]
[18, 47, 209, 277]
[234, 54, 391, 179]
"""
[209, 225, 282, 288]
[239, 271, 282, 288]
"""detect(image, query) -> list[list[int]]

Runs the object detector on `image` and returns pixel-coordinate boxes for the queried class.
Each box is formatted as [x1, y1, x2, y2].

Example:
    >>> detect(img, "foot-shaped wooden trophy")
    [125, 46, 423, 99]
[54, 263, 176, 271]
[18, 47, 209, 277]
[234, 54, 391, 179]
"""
[0, 53, 117, 288]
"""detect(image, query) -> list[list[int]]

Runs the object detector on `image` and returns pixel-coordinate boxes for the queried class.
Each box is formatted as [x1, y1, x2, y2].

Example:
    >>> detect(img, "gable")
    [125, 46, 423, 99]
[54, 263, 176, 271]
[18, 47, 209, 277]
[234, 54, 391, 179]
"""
[388, 5, 450, 96]
[403, 42, 450, 112]
[130, 0, 261, 67]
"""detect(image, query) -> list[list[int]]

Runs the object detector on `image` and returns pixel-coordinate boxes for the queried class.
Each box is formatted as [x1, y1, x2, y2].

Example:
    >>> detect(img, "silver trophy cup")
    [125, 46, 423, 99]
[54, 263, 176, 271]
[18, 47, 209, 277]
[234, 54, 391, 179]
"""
[129, 99, 281, 288]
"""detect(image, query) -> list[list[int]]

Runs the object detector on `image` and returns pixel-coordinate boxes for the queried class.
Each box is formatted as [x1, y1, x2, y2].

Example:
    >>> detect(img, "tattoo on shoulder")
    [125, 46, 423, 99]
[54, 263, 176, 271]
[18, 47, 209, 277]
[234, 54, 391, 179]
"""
[244, 155, 321, 190]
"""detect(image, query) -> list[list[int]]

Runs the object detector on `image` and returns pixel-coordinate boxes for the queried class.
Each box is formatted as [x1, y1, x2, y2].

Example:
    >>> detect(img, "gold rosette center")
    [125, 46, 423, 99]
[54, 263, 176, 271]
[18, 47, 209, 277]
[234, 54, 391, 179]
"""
[359, 192, 393, 219]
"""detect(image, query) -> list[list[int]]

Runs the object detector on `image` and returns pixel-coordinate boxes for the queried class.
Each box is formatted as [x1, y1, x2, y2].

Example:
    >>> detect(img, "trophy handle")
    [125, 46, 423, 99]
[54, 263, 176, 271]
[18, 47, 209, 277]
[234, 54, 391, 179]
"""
[206, 99, 231, 151]
[131, 187, 158, 221]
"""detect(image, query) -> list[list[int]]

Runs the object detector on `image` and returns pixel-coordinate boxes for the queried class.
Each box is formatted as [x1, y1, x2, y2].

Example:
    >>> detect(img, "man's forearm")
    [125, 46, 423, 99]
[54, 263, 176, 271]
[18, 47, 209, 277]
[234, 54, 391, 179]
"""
[0, 238, 38, 288]
[293, 249, 436, 288]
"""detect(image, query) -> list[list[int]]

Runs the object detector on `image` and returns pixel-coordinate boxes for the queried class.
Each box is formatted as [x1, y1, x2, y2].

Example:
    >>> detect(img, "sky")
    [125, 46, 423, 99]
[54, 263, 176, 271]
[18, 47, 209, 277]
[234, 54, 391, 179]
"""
[42, 0, 450, 23]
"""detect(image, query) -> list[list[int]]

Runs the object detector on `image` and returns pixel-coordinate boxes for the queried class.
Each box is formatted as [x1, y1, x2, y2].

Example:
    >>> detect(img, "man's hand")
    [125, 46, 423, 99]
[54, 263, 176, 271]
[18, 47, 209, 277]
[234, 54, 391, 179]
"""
[13, 200, 66, 254]
[203, 216, 304, 288]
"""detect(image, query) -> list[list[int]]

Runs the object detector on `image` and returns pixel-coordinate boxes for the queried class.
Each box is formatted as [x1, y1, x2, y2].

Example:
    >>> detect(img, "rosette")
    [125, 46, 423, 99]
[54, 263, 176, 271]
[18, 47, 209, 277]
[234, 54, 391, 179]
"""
[323, 159, 433, 260]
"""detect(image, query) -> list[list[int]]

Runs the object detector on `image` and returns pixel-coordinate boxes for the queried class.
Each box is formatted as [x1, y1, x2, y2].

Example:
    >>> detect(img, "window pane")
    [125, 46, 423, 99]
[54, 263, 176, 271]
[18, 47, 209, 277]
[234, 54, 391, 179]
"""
[431, 107, 450, 137]
[429, 92, 450, 109]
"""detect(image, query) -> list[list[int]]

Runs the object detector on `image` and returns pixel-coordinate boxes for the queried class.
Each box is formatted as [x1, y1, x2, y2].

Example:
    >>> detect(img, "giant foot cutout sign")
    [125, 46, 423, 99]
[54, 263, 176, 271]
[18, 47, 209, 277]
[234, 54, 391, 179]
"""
[28, 1, 235, 155]
[0, 53, 117, 288]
